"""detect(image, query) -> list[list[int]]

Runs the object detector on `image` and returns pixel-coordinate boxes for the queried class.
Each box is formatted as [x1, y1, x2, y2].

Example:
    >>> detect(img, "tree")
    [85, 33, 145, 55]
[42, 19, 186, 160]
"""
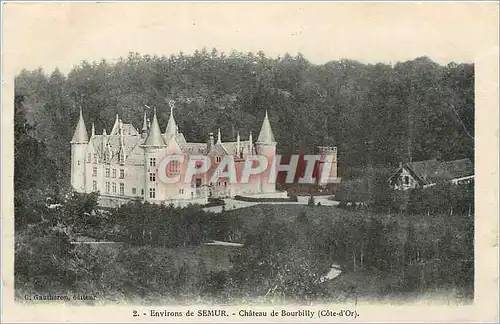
[15, 53, 474, 176]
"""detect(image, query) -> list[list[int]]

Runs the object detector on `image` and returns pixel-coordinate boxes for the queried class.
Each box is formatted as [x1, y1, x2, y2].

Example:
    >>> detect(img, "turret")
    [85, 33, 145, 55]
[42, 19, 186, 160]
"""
[110, 114, 119, 135]
[119, 119, 125, 164]
[256, 109, 275, 144]
[70, 108, 89, 193]
[71, 108, 89, 144]
[217, 128, 222, 144]
[316, 146, 339, 186]
[142, 107, 165, 203]
[255, 109, 277, 194]
[207, 132, 214, 151]
[141, 110, 148, 139]
[165, 102, 177, 141]
[144, 108, 165, 147]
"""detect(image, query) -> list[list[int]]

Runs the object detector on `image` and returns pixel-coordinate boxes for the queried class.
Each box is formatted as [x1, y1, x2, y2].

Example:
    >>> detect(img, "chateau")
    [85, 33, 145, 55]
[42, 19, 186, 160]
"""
[70, 105, 283, 207]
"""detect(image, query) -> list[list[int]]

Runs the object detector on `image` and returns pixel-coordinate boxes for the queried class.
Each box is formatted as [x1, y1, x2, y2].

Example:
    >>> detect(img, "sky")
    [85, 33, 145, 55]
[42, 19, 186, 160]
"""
[2, 2, 498, 75]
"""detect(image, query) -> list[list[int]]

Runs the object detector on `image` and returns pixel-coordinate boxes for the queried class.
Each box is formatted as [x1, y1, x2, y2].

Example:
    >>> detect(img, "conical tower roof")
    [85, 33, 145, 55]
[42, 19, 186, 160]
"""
[110, 114, 119, 135]
[144, 108, 165, 146]
[165, 104, 177, 140]
[71, 108, 89, 144]
[257, 109, 275, 143]
[142, 110, 148, 132]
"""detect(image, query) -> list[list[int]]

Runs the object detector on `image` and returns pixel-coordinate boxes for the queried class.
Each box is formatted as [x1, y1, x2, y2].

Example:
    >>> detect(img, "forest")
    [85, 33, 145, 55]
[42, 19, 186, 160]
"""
[15, 50, 474, 188]
[13, 50, 474, 304]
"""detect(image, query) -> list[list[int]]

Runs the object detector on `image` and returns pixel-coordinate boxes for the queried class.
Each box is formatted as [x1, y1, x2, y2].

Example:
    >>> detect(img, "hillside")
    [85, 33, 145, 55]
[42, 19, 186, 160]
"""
[15, 52, 474, 187]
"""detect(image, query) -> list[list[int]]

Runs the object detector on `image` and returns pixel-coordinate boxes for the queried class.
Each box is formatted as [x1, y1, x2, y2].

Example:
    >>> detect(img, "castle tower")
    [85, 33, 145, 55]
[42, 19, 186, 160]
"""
[70, 108, 89, 193]
[316, 146, 339, 186]
[165, 102, 177, 141]
[255, 109, 277, 194]
[142, 107, 166, 202]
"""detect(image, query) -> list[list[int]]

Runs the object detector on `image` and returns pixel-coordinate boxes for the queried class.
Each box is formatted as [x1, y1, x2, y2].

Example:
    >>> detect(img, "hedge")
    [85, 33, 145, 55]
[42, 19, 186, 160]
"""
[233, 195, 294, 203]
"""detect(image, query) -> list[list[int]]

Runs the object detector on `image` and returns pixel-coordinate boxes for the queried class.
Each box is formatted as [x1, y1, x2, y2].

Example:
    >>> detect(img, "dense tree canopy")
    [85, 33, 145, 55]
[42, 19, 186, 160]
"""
[15, 51, 474, 186]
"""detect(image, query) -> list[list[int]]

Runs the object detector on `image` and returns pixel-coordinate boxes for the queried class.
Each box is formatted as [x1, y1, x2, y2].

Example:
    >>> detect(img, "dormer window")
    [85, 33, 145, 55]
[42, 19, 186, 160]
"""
[216, 156, 222, 163]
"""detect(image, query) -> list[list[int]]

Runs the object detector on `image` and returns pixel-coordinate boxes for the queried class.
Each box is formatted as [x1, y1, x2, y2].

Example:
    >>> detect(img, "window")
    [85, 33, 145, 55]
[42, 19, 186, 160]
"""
[195, 178, 202, 187]
[112, 169, 116, 178]
[92, 166, 97, 177]
[179, 188, 184, 194]
[149, 157, 156, 166]
[149, 188, 156, 199]
[149, 172, 156, 182]
[224, 181, 227, 187]
[141, 189, 144, 196]
[216, 156, 222, 163]
[119, 183, 124, 196]
[120, 169, 124, 179]
[105, 168, 110, 178]
[132, 187, 137, 195]
[404, 176, 409, 185]
[112, 182, 116, 193]
[93, 154, 98, 164]
[105, 182, 110, 193]
[87, 153, 91, 163]
[168, 161, 180, 175]
[77, 160, 80, 166]
[92, 181, 97, 192]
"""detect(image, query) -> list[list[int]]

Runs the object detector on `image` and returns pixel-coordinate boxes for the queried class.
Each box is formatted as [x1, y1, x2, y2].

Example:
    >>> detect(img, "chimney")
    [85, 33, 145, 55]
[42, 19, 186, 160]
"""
[207, 132, 214, 151]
